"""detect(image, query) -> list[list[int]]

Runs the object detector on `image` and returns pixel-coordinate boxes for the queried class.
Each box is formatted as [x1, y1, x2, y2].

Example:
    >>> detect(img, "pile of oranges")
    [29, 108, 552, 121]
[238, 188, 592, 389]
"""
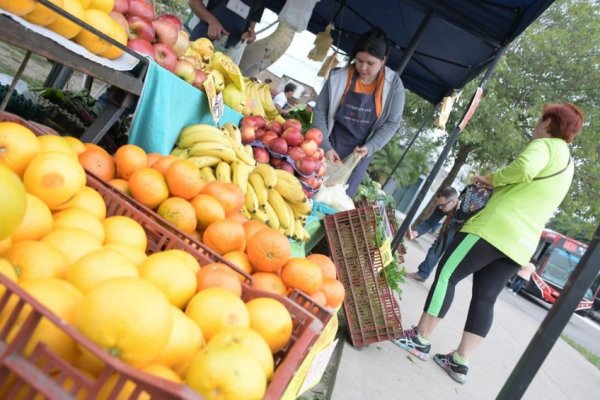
[0, 120, 346, 398]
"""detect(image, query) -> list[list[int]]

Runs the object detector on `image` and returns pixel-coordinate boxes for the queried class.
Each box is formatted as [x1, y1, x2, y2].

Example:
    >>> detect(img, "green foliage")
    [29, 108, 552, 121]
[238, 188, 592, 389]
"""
[354, 175, 395, 208]
[284, 105, 312, 133]
[155, 0, 190, 21]
[546, 212, 596, 243]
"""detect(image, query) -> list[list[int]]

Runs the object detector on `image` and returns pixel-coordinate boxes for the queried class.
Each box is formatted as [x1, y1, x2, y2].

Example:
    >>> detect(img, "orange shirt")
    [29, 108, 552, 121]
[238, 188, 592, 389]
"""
[343, 66, 385, 117]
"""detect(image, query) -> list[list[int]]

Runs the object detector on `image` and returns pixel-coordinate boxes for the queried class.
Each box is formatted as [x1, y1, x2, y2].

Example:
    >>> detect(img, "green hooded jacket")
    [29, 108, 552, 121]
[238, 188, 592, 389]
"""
[461, 138, 573, 265]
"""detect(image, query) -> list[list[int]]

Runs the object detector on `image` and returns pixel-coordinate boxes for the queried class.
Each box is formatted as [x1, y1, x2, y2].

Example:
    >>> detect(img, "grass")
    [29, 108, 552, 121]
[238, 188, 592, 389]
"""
[561, 334, 600, 369]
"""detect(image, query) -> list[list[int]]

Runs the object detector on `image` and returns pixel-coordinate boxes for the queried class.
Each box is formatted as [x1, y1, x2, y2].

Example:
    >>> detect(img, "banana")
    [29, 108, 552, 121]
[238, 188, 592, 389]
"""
[189, 142, 237, 163]
[200, 167, 216, 182]
[215, 162, 232, 182]
[170, 147, 189, 158]
[248, 173, 268, 207]
[267, 189, 290, 229]
[247, 80, 266, 118]
[230, 140, 256, 166]
[275, 169, 302, 187]
[252, 208, 269, 225]
[231, 161, 252, 194]
[290, 199, 312, 217]
[241, 207, 252, 219]
[294, 219, 310, 242]
[258, 82, 279, 119]
[180, 123, 224, 136]
[222, 122, 242, 144]
[284, 205, 295, 238]
[276, 179, 307, 204]
[253, 163, 277, 189]
[187, 155, 222, 168]
[245, 183, 259, 213]
[178, 128, 232, 149]
[244, 145, 253, 158]
[263, 201, 280, 230]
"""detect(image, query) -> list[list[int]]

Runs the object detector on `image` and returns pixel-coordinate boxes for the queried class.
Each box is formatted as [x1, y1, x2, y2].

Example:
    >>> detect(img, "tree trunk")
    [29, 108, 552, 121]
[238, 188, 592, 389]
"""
[239, 20, 295, 77]
[412, 142, 477, 227]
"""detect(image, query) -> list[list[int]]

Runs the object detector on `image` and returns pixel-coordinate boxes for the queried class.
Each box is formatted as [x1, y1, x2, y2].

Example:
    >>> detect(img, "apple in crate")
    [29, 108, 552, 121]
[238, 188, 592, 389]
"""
[260, 131, 278, 145]
[241, 116, 266, 130]
[192, 69, 207, 91]
[296, 157, 317, 176]
[156, 14, 182, 31]
[240, 125, 256, 144]
[174, 59, 196, 83]
[305, 128, 323, 146]
[253, 147, 270, 164]
[109, 11, 129, 35]
[152, 17, 179, 47]
[154, 43, 177, 71]
[127, 15, 154, 42]
[300, 139, 318, 157]
[265, 120, 283, 135]
[128, 0, 155, 21]
[288, 146, 306, 162]
[268, 138, 288, 155]
[127, 38, 154, 58]
[283, 119, 302, 132]
[254, 128, 265, 141]
[172, 30, 190, 57]
[281, 128, 303, 147]
[113, 0, 129, 14]
[278, 160, 295, 174]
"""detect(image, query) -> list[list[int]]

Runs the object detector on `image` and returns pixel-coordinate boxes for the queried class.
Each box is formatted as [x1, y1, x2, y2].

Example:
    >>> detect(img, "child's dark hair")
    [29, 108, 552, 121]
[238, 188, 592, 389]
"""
[348, 26, 389, 66]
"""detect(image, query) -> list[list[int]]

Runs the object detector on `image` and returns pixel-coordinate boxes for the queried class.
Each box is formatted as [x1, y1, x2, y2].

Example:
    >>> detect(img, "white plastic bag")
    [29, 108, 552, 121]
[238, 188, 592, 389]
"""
[314, 184, 355, 211]
[324, 153, 361, 187]
[279, 0, 319, 33]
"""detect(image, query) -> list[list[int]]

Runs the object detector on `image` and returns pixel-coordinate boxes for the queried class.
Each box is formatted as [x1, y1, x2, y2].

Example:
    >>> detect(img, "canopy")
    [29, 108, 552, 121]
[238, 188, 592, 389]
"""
[264, 0, 555, 104]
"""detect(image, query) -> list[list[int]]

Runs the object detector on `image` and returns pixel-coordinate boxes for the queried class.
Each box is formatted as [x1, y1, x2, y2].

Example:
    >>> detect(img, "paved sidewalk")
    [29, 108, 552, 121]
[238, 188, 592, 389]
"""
[331, 236, 600, 399]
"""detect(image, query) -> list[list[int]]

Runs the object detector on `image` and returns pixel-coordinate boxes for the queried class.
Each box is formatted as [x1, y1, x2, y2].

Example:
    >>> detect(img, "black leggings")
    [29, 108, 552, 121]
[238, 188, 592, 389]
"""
[424, 232, 520, 337]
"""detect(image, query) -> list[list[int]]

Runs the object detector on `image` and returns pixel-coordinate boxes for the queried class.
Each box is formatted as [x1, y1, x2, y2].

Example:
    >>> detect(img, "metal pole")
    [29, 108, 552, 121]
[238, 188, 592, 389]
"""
[396, 10, 434, 74]
[382, 104, 436, 189]
[497, 224, 600, 399]
[391, 47, 506, 252]
[0, 51, 31, 112]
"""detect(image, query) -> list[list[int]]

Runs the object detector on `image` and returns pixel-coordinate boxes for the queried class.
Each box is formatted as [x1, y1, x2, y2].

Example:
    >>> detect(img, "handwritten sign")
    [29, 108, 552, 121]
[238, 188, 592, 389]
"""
[298, 339, 339, 395]
[203, 75, 224, 123]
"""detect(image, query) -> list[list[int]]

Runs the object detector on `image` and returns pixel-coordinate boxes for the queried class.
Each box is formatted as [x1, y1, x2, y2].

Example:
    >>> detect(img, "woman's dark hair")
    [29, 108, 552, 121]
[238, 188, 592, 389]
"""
[348, 26, 389, 66]
[541, 103, 583, 143]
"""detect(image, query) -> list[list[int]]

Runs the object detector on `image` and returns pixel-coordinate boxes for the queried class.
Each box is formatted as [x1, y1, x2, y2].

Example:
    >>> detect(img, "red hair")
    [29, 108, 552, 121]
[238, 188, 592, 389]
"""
[541, 103, 583, 143]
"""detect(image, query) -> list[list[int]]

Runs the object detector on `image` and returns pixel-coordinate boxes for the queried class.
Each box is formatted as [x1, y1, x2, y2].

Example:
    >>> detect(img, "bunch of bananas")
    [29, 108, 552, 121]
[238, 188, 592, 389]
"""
[242, 78, 281, 120]
[244, 164, 311, 241]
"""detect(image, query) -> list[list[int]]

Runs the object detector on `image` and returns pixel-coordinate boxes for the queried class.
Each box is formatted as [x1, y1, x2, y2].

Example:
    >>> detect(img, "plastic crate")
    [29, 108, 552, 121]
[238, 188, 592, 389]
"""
[323, 205, 403, 347]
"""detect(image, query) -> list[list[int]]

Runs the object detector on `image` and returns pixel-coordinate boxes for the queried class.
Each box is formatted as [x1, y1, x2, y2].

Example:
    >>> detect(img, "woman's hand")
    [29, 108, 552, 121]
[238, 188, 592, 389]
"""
[207, 20, 228, 40]
[325, 149, 341, 164]
[471, 175, 493, 187]
[355, 146, 369, 159]
[241, 28, 256, 43]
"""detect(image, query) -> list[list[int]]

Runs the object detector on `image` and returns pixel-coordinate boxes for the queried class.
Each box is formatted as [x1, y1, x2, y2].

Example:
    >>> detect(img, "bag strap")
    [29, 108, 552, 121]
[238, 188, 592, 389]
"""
[533, 157, 572, 181]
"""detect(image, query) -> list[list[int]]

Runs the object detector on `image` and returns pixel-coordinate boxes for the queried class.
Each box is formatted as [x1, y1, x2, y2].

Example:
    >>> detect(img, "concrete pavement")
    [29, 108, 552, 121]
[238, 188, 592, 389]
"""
[330, 235, 600, 399]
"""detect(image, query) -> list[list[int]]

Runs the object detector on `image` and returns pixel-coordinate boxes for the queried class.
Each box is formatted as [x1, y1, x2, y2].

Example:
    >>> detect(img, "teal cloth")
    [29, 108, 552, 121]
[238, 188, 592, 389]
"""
[129, 60, 242, 155]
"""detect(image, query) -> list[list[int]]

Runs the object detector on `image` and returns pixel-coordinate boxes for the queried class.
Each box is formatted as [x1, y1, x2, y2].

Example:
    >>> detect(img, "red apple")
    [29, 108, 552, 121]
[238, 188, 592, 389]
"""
[156, 14, 182, 31]
[296, 157, 317, 176]
[270, 158, 283, 168]
[153, 43, 177, 71]
[261, 131, 279, 145]
[317, 163, 327, 177]
[113, 0, 129, 14]
[316, 148, 325, 160]
[192, 69, 207, 91]
[278, 160, 295, 174]
[128, 0, 154, 21]
[172, 30, 189, 57]
[127, 38, 154, 58]
[240, 125, 256, 144]
[281, 128, 304, 147]
[288, 146, 306, 162]
[254, 128, 266, 141]
[152, 18, 178, 47]
[253, 147, 270, 164]
[300, 139, 318, 157]
[109, 11, 129, 35]
[181, 55, 200, 69]
[174, 58, 195, 83]
[283, 119, 302, 132]
[305, 128, 323, 145]
[265, 120, 283, 135]
[242, 116, 266, 130]
[127, 15, 155, 43]
[268, 138, 288, 155]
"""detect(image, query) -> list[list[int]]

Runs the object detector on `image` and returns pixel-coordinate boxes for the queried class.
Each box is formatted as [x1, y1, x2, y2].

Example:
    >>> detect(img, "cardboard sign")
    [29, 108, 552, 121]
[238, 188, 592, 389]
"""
[203, 75, 224, 123]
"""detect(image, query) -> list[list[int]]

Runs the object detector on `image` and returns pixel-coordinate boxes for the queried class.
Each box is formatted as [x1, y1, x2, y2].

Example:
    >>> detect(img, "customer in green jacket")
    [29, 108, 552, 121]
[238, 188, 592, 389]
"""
[394, 103, 583, 384]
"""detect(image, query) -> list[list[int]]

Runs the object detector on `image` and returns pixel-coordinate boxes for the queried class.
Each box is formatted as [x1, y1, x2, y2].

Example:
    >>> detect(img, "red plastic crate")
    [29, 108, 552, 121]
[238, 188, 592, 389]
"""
[0, 112, 331, 398]
[323, 205, 403, 347]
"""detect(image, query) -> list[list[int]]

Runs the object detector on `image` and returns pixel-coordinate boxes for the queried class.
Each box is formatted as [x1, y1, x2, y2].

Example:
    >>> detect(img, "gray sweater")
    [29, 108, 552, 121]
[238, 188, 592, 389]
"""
[312, 66, 405, 155]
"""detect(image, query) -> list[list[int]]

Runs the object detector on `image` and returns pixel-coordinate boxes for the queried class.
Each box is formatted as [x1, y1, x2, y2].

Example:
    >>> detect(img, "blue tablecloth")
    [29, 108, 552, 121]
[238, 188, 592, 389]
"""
[129, 60, 242, 155]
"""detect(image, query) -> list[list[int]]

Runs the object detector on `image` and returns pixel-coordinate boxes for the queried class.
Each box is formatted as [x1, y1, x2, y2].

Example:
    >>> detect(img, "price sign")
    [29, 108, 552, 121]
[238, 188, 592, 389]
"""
[298, 339, 339, 395]
[203, 74, 224, 123]
[379, 237, 393, 269]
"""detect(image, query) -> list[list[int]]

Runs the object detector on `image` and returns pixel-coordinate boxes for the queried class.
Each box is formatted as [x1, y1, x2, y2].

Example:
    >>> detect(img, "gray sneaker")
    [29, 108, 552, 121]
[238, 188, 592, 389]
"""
[433, 352, 469, 384]
[392, 326, 431, 361]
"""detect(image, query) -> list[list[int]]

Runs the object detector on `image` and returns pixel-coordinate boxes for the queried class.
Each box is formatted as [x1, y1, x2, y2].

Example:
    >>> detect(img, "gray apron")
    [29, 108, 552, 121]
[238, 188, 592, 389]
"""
[330, 73, 378, 197]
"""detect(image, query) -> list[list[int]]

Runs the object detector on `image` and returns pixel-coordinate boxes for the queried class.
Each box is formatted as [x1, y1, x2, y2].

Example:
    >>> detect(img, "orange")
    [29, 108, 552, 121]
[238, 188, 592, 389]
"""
[128, 167, 169, 209]
[10, 193, 54, 242]
[0, 165, 27, 240]
[202, 219, 246, 255]
[76, 277, 173, 367]
[190, 193, 226, 231]
[251, 272, 287, 296]
[78, 144, 116, 181]
[307, 253, 337, 279]
[141, 363, 182, 383]
[166, 249, 200, 274]
[66, 248, 139, 293]
[246, 297, 293, 353]
[320, 277, 346, 308]
[0, 0, 36, 15]
[102, 215, 147, 250]
[154, 306, 204, 374]
[108, 178, 130, 195]
[0, 121, 40, 175]
[53, 207, 105, 242]
[73, 9, 116, 55]
[146, 152, 163, 167]
[243, 219, 268, 242]
[196, 263, 242, 297]
[157, 197, 197, 234]
[222, 250, 253, 280]
[200, 181, 244, 216]
[23, 151, 86, 210]
[113, 144, 148, 180]
[185, 287, 249, 342]
[205, 327, 274, 380]
[23, 0, 63, 26]
[37, 133, 78, 158]
[151, 155, 178, 175]
[103, 243, 147, 266]
[185, 342, 267, 400]
[2, 240, 69, 281]
[66, 185, 107, 220]
[63, 136, 86, 154]
[226, 211, 248, 223]
[42, 227, 103, 265]
[139, 252, 198, 309]
[165, 159, 204, 200]
[246, 228, 291, 273]
[281, 258, 323, 295]
[0, 258, 18, 298]
[88, 0, 114, 13]
[98, 19, 127, 59]
[0, 237, 12, 253]
[309, 289, 328, 307]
